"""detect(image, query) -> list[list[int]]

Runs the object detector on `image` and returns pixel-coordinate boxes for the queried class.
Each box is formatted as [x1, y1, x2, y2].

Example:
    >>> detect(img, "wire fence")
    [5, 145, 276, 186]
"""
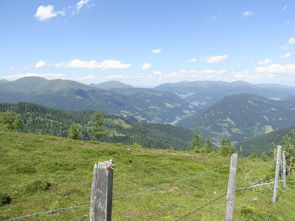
[3, 161, 287, 221]
[3, 166, 226, 221]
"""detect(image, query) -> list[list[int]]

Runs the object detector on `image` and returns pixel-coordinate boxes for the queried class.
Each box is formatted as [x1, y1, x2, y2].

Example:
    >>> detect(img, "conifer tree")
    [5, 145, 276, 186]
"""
[68, 123, 80, 140]
[203, 137, 213, 153]
[220, 138, 235, 156]
[191, 130, 202, 152]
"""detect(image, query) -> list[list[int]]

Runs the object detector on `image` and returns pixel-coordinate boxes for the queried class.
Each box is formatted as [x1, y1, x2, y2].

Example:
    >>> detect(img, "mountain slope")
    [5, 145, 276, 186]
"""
[0, 102, 193, 150]
[177, 94, 295, 143]
[237, 126, 295, 156]
[0, 77, 196, 123]
[1, 131, 294, 220]
[155, 80, 295, 109]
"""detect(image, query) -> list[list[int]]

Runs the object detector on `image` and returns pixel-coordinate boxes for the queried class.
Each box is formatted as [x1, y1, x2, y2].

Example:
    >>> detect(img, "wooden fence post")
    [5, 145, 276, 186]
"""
[282, 151, 287, 190]
[90, 160, 114, 221]
[225, 153, 238, 221]
[272, 146, 281, 203]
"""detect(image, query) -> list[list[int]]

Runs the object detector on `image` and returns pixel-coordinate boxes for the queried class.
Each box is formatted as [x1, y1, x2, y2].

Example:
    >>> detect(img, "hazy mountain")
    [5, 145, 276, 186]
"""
[237, 126, 295, 156]
[155, 80, 295, 109]
[0, 77, 196, 123]
[90, 80, 133, 90]
[177, 94, 295, 143]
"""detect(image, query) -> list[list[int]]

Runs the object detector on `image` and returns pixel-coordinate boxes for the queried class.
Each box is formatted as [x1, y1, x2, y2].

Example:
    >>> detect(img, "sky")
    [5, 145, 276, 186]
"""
[0, 0, 295, 87]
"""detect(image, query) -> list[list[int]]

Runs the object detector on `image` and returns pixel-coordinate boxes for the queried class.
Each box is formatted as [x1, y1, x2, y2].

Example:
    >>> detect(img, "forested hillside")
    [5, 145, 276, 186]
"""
[0, 102, 193, 150]
[178, 94, 295, 143]
[237, 126, 295, 156]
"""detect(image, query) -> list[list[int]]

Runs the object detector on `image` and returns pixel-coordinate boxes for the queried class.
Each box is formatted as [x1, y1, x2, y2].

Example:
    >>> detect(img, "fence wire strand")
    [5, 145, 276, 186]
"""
[3, 166, 225, 221]
[175, 179, 281, 220]
[114, 166, 227, 200]
[3, 204, 89, 221]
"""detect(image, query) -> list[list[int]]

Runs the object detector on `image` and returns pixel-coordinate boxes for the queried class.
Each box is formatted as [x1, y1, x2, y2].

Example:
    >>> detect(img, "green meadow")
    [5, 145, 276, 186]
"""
[0, 131, 294, 220]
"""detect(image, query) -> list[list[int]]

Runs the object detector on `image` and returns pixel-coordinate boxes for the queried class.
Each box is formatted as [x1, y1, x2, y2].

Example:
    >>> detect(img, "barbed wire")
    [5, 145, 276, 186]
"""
[3, 166, 225, 221]
[114, 166, 227, 200]
[175, 193, 226, 220]
[175, 179, 283, 220]
[2, 204, 89, 221]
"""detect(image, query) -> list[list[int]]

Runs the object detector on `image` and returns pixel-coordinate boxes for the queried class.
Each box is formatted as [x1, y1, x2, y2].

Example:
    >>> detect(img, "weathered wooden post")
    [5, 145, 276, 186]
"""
[90, 160, 114, 221]
[225, 153, 238, 221]
[272, 146, 281, 203]
[282, 151, 287, 190]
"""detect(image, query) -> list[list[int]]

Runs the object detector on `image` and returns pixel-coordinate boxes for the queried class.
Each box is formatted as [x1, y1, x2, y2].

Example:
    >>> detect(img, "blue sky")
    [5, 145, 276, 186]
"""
[0, 0, 295, 86]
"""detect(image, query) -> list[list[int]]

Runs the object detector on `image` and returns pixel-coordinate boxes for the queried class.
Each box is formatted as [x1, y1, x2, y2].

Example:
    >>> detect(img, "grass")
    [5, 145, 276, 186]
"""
[0, 131, 294, 220]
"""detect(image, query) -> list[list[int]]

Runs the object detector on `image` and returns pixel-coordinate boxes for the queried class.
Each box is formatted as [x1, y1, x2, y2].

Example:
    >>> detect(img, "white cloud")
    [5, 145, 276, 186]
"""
[3, 73, 65, 80]
[152, 49, 163, 54]
[243, 11, 254, 17]
[288, 37, 295, 44]
[283, 5, 288, 11]
[35, 5, 64, 21]
[55, 59, 131, 70]
[74, 74, 96, 81]
[205, 55, 228, 63]
[190, 55, 228, 64]
[76, 0, 90, 10]
[280, 52, 292, 59]
[34, 60, 47, 68]
[189, 58, 199, 63]
[142, 63, 152, 70]
[257, 59, 272, 65]
[255, 64, 295, 74]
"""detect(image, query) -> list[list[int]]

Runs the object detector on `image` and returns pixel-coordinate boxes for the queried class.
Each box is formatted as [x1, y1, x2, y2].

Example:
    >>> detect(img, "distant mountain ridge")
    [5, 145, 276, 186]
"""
[155, 80, 295, 109]
[0, 77, 195, 123]
[177, 94, 295, 143]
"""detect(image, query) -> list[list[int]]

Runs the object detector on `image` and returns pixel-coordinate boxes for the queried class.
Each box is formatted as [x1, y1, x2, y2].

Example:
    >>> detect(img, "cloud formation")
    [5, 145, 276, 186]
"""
[189, 55, 228, 63]
[243, 11, 254, 17]
[255, 64, 295, 74]
[34, 61, 47, 68]
[152, 49, 163, 54]
[55, 59, 131, 70]
[35, 5, 64, 21]
[289, 37, 295, 44]
[35, 0, 93, 21]
[280, 52, 292, 59]
[142, 63, 152, 70]
[257, 59, 272, 65]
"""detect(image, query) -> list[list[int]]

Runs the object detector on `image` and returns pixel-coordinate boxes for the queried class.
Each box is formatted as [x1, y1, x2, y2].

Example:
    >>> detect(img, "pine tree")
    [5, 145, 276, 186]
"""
[0, 112, 23, 131]
[68, 124, 80, 140]
[220, 138, 235, 156]
[191, 131, 202, 153]
[91, 112, 104, 140]
[203, 137, 213, 153]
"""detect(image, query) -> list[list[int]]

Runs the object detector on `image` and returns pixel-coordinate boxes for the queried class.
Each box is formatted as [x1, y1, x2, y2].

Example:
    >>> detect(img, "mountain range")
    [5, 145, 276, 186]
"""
[2, 77, 295, 146]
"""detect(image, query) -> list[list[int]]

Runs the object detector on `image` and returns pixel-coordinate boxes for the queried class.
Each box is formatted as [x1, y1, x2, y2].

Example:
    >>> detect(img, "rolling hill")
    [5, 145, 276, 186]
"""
[177, 94, 295, 143]
[0, 102, 193, 150]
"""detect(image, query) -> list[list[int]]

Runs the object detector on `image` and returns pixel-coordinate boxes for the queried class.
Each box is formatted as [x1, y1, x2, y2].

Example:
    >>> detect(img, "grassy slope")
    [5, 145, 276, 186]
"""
[0, 131, 295, 220]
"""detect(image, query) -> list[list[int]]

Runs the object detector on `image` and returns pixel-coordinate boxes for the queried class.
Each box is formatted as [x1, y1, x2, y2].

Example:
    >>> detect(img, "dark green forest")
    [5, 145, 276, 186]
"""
[0, 102, 193, 150]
